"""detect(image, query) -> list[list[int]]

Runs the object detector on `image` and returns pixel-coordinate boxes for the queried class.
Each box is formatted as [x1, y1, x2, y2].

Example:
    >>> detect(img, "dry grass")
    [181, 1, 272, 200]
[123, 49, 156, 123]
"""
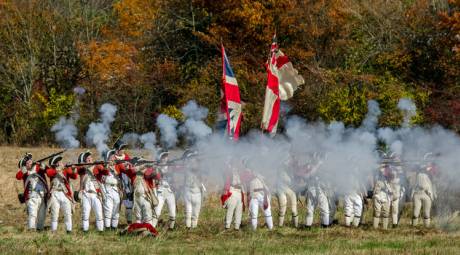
[1, 147, 460, 254]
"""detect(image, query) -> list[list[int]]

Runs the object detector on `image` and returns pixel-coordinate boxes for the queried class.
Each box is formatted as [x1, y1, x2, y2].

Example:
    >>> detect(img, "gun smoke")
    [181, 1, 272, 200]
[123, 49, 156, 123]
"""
[179, 100, 212, 144]
[51, 117, 80, 149]
[85, 103, 118, 156]
[156, 113, 179, 149]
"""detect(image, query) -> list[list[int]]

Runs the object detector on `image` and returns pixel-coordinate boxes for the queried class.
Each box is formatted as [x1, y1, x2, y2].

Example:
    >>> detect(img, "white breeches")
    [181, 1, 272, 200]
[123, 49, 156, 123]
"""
[344, 193, 363, 227]
[49, 191, 72, 232]
[373, 192, 390, 218]
[412, 191, 432, 226]
[134, 195, 154, 225]
[373, 192, 391, 229]
[81, 192, 103, 231]
[306, 187, 330, 226]
[276, 188, 298, 227]
[26, 192, 46, 230]
[184, 190, 202, 228]
[249, 193, 273, 230]
[225, 187, 243, 230]
[152, 189, 176, 228]
[103, 188, 120, 228]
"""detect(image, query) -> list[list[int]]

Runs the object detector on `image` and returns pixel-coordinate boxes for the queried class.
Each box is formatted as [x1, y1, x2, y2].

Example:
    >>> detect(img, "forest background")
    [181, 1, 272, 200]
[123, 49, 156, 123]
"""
[0, 0, 459, 146]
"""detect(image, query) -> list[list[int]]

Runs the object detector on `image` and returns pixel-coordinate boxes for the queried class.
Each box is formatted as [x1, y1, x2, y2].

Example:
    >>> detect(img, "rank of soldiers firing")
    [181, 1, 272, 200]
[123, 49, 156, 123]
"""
[15, 139, 439, 236]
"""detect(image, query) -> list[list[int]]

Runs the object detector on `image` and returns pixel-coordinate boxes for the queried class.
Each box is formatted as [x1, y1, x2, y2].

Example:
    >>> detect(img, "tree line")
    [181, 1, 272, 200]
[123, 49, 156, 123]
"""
[0, 0, 459, 145]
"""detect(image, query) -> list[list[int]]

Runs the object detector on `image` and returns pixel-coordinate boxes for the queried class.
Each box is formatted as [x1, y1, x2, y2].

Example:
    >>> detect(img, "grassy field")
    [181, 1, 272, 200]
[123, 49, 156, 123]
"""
[1, 147, 460, 254]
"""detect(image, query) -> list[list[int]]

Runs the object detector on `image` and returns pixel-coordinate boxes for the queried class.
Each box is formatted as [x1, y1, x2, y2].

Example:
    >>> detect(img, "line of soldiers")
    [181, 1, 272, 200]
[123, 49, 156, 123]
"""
[16, 145, 439, 233]
[220, 152, 439, 230]
[15, 141, 205, 233]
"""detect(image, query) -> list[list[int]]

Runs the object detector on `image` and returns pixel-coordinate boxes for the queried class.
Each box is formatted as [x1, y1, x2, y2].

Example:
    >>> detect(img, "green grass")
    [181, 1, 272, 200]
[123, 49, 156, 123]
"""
[1, 147, 460, 254]
[1, 200, 460, 255]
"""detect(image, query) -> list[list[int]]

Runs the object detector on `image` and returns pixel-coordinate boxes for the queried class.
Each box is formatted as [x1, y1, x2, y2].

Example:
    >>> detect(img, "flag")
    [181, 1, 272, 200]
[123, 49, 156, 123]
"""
[261, 34, 304, 134]
[220, 45, 242, 140]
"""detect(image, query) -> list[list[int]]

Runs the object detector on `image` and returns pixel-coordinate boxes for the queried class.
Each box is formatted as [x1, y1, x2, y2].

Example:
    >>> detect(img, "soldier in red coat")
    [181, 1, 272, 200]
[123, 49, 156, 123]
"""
[131, 161, 158, 226]
[113, 139, 135, 224]
[15, 153, 48, 231]
[75, 151, 107, 232]
[46, 155, 78, 233]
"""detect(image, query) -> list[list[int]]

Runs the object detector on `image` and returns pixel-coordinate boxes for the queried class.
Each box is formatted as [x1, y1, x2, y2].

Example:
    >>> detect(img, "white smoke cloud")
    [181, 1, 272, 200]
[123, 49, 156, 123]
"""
[156, 114, 179, 149]
[398, 98, 417, 128]
[140, 132, 157, 157]
[185, 98, 460, 226]
[51, 117, 80, 149]
[362, 100, 381, 132]
[85, 103, 118, 156]
[179, 100, 212, 143]
[122, 133, 140, 148]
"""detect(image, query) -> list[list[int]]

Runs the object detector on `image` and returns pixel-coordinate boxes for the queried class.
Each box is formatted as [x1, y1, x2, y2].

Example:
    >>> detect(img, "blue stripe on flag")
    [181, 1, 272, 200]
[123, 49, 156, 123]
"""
[224, 52, 235, 78]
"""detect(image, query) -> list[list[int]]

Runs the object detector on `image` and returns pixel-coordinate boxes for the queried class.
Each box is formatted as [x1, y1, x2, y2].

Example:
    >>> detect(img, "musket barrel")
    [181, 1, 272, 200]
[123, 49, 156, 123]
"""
[34, 149, 67, 164]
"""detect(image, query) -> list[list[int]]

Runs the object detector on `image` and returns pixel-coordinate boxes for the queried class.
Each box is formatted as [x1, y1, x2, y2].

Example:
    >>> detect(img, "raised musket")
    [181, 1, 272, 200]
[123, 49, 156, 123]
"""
[33, 149, 67, 164]
[65, 161, 108, 168]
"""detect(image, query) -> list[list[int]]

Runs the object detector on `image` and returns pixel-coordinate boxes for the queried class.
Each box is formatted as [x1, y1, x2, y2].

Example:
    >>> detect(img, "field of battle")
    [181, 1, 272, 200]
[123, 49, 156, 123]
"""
[1, 1, 460, 254]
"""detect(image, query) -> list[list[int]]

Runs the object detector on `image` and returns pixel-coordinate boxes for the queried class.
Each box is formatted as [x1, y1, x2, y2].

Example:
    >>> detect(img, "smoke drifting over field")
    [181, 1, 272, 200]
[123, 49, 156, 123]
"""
[156, 114, 179, 149]
[50, 98, 460, 223]
[85, 103, 118, 156]
[51, 117, 80, 149]
[179, 100, 212, 143]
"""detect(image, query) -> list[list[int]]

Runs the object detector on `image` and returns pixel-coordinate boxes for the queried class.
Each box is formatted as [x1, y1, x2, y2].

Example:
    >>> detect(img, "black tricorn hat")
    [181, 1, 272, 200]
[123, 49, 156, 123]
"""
[113, 138, 128, 151]
[182, 149, 198, 159]
[78, 151, 92, 164]
[18, 158, 25, 168]
[18, 152, 33, 168]
[49, 155, 63, 167]
[105, 149, 116, 161]
[156, 148, 169, 161]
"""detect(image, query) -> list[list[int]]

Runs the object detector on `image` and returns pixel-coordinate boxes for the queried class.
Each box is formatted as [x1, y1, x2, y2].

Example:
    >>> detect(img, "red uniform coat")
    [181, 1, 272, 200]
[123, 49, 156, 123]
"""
[46, 167, 78, 200]
[77, 165, 107, 193]
[15, 164, 48, 201]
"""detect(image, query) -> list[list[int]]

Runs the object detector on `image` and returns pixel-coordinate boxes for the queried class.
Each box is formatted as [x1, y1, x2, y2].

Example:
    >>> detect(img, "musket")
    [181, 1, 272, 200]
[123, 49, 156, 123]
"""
[33, 149, 67, 164]
[380, 159, 432, 164]
[65, 161, 108, 168]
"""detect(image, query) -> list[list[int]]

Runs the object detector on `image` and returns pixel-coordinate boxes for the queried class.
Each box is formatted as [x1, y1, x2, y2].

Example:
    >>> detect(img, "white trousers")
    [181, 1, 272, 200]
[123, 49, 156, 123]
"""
[152, 189, 176, 228]
[373, 192, 390, 229]
[225, 187, 243, 230]
[344, 193, 363, 227]
[26, 192, 46, 230]
[276, 188, 298, 227]
[134, 195, 154, 225]
[306, 187, 330, 226]
[49, 191, 72, 232]
[184, 190, 201, 228]
[249, 193, 273, 230]
[103, 188, 120, 228]
[412, 191, 432, 227]
[81, 192, 104, 231]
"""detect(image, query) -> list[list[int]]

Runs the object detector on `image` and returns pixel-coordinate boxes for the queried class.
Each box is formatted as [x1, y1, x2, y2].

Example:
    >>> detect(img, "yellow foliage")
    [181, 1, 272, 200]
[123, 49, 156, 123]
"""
[161, 105, 184, 121]
[34, 88, 75, 126]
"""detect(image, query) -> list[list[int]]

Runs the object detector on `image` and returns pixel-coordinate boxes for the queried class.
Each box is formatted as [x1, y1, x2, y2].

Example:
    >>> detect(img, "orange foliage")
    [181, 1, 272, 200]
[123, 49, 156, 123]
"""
[79, 40, 138, 82]
[439, 0, 460, 59]
[113, 0, 157, 38]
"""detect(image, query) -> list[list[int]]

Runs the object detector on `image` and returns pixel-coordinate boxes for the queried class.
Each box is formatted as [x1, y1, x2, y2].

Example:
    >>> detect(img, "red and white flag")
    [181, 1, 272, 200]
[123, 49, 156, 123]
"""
[219, 44, 242, 140]
[261, 34, 304, 134]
